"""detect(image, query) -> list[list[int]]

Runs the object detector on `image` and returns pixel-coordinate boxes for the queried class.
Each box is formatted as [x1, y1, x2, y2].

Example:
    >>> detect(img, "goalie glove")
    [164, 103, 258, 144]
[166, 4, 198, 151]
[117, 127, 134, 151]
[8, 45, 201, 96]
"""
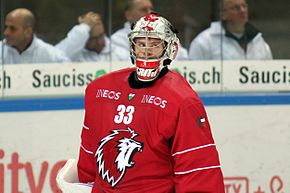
[56, 159, 93, 193]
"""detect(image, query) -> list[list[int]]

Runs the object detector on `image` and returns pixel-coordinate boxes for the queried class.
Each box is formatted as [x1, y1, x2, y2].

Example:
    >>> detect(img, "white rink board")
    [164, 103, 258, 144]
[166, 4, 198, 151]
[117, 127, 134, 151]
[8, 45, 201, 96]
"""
[0, 105, 290, 193]
[0, 110, 84, 193]
[207, 105, 290, 193]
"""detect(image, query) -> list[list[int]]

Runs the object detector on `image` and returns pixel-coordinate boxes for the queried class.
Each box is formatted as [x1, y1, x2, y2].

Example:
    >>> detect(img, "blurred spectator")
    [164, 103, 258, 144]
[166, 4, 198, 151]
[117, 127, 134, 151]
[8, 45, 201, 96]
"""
[188, 0, 273, 60]
[1, 8, 69, 64]
[111, 0, 188, 60]
[56, 11, 115, 62]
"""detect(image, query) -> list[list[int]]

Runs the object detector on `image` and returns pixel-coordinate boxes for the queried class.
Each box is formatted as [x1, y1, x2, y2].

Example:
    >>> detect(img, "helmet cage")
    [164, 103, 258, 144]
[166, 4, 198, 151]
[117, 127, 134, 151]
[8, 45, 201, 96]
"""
[128, 13, 179, 82]
[131, 32, 167, 61]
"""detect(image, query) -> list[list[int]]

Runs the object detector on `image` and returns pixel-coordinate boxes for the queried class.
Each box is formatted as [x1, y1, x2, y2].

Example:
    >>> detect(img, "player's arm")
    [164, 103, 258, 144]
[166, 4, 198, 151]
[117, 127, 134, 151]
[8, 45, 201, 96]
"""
[77, 83, 97, 183]
[172, 100, 225, 192]
[56, 84, 97, 193]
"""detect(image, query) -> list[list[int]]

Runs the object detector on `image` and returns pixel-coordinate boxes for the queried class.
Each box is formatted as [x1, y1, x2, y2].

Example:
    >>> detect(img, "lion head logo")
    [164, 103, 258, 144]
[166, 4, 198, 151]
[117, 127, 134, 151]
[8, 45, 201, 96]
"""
[95, 127, 143, 187]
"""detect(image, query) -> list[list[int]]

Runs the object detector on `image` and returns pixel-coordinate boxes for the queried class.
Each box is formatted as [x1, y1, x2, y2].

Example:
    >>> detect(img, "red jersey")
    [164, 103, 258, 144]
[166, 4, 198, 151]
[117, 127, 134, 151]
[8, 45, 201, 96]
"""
[78, 68, 225, 193]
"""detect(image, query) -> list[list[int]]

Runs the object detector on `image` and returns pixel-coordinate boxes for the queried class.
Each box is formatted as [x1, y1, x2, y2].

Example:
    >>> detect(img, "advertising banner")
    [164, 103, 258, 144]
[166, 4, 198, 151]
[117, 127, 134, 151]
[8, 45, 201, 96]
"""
[221, 60, 290, 92]
[0, 60, 289, 97]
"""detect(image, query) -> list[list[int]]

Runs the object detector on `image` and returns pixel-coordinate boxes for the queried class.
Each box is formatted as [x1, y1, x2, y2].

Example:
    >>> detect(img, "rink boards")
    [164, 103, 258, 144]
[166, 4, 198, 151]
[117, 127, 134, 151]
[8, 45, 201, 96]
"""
[0, 94, 290, 193]
[0, 61, 290, 192]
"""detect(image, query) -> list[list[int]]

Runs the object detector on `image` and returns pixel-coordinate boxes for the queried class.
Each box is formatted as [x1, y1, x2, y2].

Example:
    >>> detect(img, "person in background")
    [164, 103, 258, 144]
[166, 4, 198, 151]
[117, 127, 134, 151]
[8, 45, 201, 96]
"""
[57, 13, 224, 193]
[111, 0, 188, 60]
[188, 0, 273, 60]
[56, 11, 115, 62]
[1, 8, 69, 64]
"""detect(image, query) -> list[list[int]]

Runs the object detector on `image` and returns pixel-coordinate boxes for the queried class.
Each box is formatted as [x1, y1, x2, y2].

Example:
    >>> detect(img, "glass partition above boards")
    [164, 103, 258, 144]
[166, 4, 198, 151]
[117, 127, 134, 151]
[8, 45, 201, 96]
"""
[1, 0, 290, 98]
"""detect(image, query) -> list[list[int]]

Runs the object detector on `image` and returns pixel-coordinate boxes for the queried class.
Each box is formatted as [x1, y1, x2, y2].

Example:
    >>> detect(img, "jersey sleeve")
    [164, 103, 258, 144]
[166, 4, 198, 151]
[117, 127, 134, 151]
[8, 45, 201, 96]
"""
[77, 83, 97, 183]
[172, 100, 225, 192]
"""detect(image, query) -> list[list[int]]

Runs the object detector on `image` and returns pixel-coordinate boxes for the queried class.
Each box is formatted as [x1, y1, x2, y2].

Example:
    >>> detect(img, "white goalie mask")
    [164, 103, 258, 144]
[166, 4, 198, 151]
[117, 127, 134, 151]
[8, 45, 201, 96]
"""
[128, 13, 179, 82]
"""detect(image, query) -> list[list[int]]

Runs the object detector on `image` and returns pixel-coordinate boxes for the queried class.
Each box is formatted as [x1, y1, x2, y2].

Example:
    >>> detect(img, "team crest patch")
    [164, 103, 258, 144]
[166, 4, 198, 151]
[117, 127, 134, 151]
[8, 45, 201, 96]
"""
[128, 93, 135, 101]
[95, 128, 143, 187]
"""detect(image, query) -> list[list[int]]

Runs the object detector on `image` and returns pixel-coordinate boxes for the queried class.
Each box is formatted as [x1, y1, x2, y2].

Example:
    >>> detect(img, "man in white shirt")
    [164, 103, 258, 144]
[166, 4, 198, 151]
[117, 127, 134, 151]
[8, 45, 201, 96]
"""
[1, 8, 69, 64]
[111, 0, 188, 61]
[56, 12, 115, 62]
[188, 0, 272, 60]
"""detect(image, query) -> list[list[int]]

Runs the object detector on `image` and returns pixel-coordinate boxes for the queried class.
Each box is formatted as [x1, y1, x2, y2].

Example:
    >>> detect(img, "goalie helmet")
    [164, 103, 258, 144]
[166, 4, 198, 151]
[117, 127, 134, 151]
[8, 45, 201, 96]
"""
[128, 13, 179, 82]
